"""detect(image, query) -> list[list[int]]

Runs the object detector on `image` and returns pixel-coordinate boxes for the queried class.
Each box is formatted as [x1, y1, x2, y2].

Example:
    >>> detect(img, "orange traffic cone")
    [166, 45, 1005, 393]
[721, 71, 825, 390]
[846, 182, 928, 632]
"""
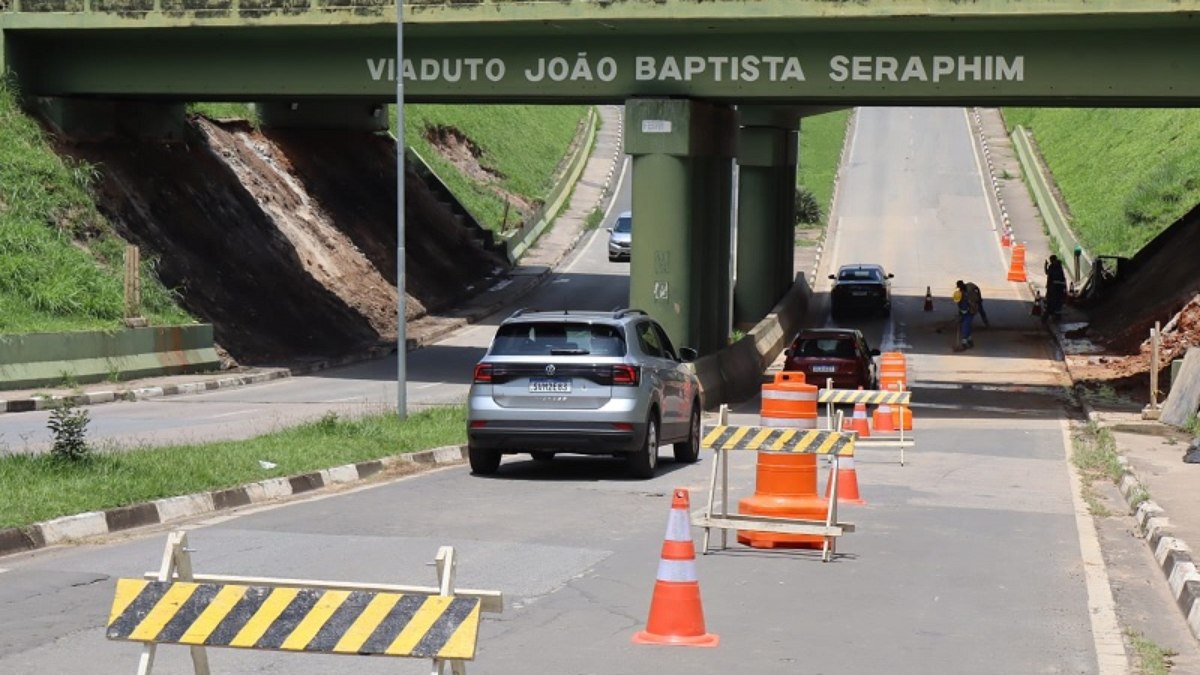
[633, 488, 719, 647]
[841, 402, 871, 438]
[1007, 243, 1028, 282]
[923, 286, 933, 312]
[824, 456, 867, 505]
[1031, 289, 1043, 316]
[1001, 228, 1012, 248]
[873, 402, 896, 433]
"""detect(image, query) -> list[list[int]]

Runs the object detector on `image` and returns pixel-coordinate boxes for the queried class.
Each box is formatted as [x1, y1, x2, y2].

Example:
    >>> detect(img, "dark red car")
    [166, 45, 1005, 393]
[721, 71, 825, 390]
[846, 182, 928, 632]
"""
[783, 328, 879, 390]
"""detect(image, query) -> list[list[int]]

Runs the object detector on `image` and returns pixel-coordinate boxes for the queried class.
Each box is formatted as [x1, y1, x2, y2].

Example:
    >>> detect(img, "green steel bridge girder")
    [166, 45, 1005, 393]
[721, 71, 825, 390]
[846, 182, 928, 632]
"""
[4, 23, 1200, 104]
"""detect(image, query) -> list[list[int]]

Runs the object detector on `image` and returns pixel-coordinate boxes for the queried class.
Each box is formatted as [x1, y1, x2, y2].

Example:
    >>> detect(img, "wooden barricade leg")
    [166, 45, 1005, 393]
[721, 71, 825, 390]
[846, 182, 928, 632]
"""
[138, 531, 210, 675]
[432, 546, 467, 675]
[822, 457, 840, 563]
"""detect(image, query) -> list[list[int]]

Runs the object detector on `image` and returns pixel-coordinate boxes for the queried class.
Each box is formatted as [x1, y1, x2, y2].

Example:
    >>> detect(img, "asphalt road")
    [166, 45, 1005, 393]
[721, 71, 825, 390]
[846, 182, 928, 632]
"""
[0, 108, 1125, 674]
[0, 163, 633, 455]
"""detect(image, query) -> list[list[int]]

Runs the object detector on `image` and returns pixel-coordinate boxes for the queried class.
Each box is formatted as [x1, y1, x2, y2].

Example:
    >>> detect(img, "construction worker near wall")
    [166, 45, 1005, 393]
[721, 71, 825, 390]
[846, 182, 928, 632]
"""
[1044, 255, 1067, 321]
[953, 282, 976, 351]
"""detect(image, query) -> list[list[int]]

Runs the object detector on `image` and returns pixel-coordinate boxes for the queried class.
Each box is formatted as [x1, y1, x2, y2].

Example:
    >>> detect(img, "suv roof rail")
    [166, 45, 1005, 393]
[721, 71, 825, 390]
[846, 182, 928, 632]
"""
[509, 307, 537, 319]
[613, 308, 649, 320]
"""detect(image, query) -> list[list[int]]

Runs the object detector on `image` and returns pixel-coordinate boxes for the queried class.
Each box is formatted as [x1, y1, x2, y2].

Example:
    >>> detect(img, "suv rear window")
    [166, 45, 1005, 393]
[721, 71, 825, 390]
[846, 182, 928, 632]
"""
[794, 337, 857, 359]
[490, 322, 627, 356]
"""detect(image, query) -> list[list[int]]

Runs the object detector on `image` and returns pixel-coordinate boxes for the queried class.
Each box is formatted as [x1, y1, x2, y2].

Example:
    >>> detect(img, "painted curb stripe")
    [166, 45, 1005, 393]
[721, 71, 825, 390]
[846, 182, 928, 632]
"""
[107, 581, 480, 660]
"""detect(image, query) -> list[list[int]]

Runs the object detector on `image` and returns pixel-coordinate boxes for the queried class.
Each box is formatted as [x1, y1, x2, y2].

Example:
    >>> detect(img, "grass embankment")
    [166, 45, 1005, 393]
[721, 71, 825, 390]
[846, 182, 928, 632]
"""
[797, 108, 852, 231]
[0, 83, 192, 335]
[398, 104, 588, 233]
[187, 102, 258, 124]
[1003, 108, 1200, 257]
[0, 406, 466, 529]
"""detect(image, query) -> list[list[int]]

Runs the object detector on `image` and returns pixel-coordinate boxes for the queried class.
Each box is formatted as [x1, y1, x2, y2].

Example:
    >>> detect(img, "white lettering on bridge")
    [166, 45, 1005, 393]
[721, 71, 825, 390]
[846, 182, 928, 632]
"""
[365, 53, 1025, 85]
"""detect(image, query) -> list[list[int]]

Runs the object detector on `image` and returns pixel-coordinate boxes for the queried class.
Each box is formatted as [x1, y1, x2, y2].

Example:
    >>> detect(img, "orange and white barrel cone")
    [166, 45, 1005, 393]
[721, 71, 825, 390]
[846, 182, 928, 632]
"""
[1001, 228, 1013, 248]
[841, 402, 871, 438]
[824, 456, 867, 505]
[923, 286, 933, 312]
[873, 402, 896, 433]
[633, 488, 719, 647]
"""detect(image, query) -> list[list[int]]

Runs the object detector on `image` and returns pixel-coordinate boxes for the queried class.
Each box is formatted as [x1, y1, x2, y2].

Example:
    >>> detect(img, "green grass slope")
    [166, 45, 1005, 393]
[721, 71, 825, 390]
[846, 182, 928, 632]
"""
[398, 104, 587, 233]
[797, 109, 851, 228]
[0, 83, 191, 335]
[1003, 108, 1200, 257]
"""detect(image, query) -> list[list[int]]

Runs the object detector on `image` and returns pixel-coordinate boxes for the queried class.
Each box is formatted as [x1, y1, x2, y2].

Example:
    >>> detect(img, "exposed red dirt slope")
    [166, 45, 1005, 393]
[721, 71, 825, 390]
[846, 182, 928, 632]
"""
[58, 117, 506, 363]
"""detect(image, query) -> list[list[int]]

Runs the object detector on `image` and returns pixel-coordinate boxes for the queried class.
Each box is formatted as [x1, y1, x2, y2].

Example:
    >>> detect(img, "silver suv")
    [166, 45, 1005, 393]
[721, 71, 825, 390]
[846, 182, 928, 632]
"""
[467, 308, 703, 479]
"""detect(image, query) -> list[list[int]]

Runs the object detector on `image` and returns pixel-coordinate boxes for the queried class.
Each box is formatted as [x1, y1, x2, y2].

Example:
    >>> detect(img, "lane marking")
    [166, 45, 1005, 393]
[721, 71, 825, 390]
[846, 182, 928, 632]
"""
[211, 410, 253, 419]
[1060, 418, 1128, 674]
[566, 156, 630, 274]
[415, 382, 442, 390]
[325, 397, 363, 403]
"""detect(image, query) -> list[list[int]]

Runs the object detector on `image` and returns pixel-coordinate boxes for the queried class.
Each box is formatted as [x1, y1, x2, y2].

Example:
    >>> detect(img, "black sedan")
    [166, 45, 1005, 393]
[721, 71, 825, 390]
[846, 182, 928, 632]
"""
[829, 264, 893, 318]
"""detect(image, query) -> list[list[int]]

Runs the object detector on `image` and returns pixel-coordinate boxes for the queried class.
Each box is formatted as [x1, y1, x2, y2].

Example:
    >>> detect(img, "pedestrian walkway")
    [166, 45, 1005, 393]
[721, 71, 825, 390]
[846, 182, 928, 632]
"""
[0, 105, 627, 414]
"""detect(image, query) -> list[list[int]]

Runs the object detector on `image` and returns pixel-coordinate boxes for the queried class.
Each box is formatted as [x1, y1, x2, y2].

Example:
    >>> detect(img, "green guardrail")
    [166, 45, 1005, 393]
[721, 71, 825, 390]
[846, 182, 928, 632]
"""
[1011, 124, 1092, 282]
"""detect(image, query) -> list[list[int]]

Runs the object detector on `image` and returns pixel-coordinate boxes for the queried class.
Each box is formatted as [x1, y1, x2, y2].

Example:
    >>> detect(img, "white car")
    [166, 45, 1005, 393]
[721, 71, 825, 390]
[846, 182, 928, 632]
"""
[607, 211, 632, 262]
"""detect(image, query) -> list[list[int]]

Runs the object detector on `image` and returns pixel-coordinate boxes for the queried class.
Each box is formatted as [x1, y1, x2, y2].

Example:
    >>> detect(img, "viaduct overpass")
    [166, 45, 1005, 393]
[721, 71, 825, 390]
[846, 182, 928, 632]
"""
[2, 0, 1199, 354]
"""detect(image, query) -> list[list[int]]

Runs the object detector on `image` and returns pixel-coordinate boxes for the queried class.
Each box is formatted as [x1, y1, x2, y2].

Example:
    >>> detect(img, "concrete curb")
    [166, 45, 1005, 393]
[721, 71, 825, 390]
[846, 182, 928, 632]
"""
[0, 444, 469, 560]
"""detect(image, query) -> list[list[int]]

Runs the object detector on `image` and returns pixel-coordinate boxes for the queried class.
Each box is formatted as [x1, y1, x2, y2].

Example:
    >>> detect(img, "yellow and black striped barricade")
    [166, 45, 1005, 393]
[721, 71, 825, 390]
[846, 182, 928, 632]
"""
[819, 381, 915, 466]
[692, 408, 856, 563]
[108, 531, 502, 675]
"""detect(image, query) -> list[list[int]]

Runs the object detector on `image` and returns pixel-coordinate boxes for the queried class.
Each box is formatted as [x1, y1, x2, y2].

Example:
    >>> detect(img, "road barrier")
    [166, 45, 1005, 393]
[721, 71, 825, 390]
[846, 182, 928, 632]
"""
[107, 531, 503, 675]
[1007, 242, 1028, 282]
[693, 407, 856, 562]
[820, 381, 914, 465]
[759, 371, 818, 428]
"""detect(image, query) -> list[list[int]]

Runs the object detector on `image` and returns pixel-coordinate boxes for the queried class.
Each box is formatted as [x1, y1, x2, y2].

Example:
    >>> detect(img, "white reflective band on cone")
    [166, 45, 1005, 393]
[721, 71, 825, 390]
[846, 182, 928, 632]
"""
[762, 390, 817, 401]
[664, 508, 691, 542]
[760, 417, 817, 429]
[656, 559, 698, 583]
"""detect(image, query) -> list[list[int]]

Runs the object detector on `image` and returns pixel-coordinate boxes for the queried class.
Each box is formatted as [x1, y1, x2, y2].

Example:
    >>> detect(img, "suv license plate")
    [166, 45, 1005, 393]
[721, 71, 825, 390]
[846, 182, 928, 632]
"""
[530, 378, 572, 393]
[811, 365, 837, 373]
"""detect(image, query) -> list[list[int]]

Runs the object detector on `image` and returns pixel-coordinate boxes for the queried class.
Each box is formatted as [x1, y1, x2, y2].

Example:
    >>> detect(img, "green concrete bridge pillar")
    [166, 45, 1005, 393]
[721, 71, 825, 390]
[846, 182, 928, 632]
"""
[734, 108, 800, 327]
[624, 99, 736, 356]
[254, 100, 389, 131]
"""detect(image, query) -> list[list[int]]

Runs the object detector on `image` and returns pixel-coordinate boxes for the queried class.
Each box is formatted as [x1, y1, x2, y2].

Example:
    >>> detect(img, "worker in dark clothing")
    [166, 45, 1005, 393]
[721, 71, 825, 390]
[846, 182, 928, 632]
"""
[953, 281, 975, 350]
[1044, 255, 1067, 321]
[958, 280, 989, 328]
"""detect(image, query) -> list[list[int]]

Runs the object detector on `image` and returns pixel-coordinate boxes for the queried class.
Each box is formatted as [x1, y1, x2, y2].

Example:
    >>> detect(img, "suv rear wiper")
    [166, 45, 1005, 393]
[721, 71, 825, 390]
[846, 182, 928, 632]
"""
[550, 348, 590, 355]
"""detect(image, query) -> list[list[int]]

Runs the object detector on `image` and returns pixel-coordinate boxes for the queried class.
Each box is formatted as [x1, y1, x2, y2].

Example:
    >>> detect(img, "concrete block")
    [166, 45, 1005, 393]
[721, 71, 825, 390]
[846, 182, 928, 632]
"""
[1168, 563, 1200, 599]
[1156, 536, 1186, 566]
[40, 512, 108, 545]
[105, 503, 160, 532]
[155, 493, 215, 523]
[431, 446, 468, 464]
[288, 473, 324, 494]
[323, 465, 359, 485]
[85, 391, 116, 405]
[245, 478, 292, 503]
[1162, 348, 1200, 428]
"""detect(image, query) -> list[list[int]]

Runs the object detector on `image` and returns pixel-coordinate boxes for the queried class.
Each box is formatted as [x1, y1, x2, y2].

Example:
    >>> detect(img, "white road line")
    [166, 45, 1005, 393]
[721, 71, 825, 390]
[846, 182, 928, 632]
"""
[325, 396, 363, 403]
[211, 410, 252, 419]
[0, 567, 9, 574]
[1060, 418, 1129, 674]
[415, 382, 442, 390]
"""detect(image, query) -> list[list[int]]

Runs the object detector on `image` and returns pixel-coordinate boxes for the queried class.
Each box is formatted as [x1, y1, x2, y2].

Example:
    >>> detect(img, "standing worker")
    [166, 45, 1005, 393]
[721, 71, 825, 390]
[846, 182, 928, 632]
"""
[958, 280, 989, 328]
[953, 281, 975, 351]
[1044, 255, 1067, 321]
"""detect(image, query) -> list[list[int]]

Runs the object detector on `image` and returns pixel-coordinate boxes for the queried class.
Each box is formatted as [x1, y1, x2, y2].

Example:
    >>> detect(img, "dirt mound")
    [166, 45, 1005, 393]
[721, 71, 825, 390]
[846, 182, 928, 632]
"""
[58, 117, 506, 363]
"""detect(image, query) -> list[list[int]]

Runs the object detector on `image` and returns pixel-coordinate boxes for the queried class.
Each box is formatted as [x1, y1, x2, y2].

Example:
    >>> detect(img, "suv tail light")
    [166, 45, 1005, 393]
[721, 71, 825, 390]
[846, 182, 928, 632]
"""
[473, 363, 493, 383]
[612, 364, 640, 386]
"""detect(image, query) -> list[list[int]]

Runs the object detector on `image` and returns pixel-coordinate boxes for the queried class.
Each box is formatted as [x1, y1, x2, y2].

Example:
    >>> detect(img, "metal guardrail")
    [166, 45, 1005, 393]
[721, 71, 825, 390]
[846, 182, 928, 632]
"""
[1011, 124, 1092, 282]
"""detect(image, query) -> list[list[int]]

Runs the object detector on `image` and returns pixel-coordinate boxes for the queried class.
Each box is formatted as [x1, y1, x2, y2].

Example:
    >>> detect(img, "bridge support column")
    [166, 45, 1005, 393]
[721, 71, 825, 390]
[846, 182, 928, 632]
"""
[624, 99, 735, 356]
[734, 112, 799, 327]
[254, 100, 388, 131]
[34, 98, 186, 142]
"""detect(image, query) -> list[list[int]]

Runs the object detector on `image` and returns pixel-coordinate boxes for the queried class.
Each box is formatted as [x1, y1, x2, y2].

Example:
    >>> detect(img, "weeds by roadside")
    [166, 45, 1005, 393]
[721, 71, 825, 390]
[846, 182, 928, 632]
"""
[1127, 629, 1176, 675]
[47, 403, 92, 463]
[1072, 421, 1127, 516]
[0, 405, 466, 528]
[585, 207, 605, 230]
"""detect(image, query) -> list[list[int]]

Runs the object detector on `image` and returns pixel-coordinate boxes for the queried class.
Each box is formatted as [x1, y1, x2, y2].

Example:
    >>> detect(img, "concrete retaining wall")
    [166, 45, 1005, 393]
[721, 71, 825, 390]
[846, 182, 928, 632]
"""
[0, 324, 219, 390]
[690, 273, 812, 409]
